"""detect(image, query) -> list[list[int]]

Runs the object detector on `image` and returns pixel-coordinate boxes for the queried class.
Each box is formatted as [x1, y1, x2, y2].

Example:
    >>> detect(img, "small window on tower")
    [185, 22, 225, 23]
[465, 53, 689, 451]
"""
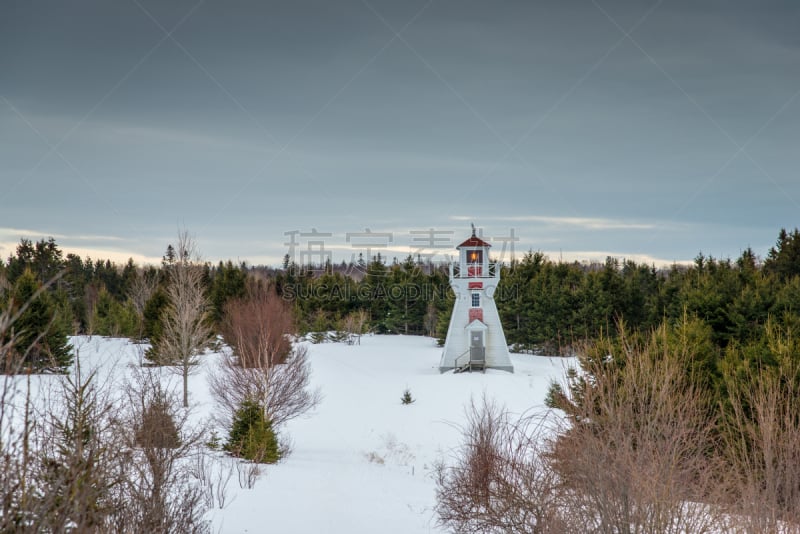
[471, 293, 480, 307]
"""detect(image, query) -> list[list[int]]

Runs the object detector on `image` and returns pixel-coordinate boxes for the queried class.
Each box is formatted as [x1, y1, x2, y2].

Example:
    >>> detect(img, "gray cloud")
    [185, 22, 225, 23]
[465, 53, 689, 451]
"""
[1, 0, 798, 265]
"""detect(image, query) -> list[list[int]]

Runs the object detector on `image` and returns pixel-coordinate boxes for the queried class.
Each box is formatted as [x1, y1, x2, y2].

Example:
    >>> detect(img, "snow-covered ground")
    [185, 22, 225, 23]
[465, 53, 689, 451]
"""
[38, 335, 574, 533]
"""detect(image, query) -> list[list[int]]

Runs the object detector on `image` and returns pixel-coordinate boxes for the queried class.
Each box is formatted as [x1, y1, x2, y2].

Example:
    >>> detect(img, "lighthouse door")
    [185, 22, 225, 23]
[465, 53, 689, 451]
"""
[470, 331, 485, 364]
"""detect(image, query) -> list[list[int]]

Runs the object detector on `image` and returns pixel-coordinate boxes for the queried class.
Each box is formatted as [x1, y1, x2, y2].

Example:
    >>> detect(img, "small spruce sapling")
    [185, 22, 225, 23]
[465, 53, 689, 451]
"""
[224, 399, 281, 463]
[401, 388, 415, 405]
[206, 430, 222, 451]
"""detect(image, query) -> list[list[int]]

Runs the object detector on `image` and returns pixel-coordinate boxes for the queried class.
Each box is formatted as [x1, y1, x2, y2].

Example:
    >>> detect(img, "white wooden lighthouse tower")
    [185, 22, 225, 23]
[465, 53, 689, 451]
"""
[440, 226, 514, 373]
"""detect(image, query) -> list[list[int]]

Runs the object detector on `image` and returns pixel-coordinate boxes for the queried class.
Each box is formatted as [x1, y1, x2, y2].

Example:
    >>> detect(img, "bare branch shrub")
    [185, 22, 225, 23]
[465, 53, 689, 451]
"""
[236, 459, 261, 489]
[0, 278, 213, 532]
[210, 343, 320, 432]
[549, 325, 724, 533]
[0, 371, 38, 531]
[189, 453, 233, 510]
[435, 397, 570, 534]
[341, 309, 368, 345]
[0, 280, 87, 532]
[720, 321, 800, 532]
[28, 362, 126, 532]
[113, 367, 210, 533]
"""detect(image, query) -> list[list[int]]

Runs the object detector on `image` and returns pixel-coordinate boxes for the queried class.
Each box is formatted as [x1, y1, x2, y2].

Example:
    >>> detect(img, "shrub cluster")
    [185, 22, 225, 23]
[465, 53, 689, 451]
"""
[437, 316, 800, 533]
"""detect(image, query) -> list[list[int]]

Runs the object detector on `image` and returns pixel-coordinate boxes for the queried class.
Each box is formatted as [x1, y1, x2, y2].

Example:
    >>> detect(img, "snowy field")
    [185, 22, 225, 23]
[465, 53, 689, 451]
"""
[46, 335, 573, 533]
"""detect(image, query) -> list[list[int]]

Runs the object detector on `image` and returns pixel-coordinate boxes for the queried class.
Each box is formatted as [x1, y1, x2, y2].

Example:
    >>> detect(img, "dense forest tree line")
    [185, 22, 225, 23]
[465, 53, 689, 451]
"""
[274, 253, 451, 337]
[276, 228, 800, 357]
[0, 238, 248, 371]
[1, 228, 799, 372]
[497, 243, 800, 354]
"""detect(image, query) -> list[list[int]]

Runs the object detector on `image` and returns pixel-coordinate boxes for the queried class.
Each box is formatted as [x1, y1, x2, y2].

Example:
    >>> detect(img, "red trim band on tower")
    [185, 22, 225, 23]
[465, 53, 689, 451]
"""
[469, 308, 484, 322]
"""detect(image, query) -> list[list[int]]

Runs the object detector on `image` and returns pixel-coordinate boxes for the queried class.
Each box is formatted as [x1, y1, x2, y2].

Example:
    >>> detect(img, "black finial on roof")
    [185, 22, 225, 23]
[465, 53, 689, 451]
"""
[471, 223, 476, 237]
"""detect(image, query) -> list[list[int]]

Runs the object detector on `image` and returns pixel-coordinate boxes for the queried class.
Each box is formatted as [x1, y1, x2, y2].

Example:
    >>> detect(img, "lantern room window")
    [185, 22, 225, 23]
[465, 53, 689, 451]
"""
[468, 250, 483, 264]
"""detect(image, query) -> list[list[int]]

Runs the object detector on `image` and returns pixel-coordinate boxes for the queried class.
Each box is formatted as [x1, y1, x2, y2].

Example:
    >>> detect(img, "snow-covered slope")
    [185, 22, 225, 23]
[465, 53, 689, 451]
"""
[61, 335, 573, 533]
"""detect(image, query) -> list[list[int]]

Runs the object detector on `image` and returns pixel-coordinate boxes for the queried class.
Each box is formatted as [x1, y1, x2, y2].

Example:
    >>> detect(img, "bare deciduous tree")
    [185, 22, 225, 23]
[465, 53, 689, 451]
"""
[154, 230, 212, 407]
[211, 285, 320, 437]
[423, 302, 438, 338]
[128, 268, 159, 337]
[220, 283, 292, 368]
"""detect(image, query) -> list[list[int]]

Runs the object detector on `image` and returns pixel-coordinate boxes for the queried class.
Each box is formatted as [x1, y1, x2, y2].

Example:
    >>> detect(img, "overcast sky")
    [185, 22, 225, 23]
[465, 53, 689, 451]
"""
[1, 0, 798, 267]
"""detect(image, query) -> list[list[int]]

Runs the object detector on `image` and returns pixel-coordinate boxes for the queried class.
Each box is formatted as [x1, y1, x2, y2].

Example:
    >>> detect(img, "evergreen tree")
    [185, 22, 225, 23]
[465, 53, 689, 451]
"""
[91, 288, 139, 338]
[384, 257, 427, 335]
[0, 263, 7, 296]
[361, 256, 390, 332]
[3, 269, 72, 372]
[37, 367, 117, 530]
[34, 238, 64, 283]
[435, 287, 455, 346]
[143, 289, 169, 343]
[497, 252, 543, 347]
[62, 254, 92, 330]
[5, 238, 35, 283]
[162, 245, 176, 267]
[6, 238, 65, 286]
[764, 228, 800, 281]
[121, 258, 138, 299]
[224, 399, 281, 463]
[209, 261, 247, 324]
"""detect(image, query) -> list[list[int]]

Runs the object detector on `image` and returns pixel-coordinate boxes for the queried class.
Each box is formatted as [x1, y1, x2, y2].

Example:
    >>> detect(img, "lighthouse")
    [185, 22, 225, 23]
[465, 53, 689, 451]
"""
[440, 226, 514, 373]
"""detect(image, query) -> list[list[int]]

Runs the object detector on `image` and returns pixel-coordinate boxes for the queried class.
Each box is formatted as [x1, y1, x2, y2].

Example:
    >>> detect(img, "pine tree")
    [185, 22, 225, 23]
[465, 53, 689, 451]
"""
[435, 288, 454, 346]
[3, 269, 72, 372]
[224, 399, 281, 463]
[37, 367, 117, 530]
[143, 289, 169, 346]
[162, 244, 176, 266]
[91, 288, 139, 338]
[362, 257, 389, 332]
[209, 261, 247, 324]
[764, 228, 800, 281]
[6, 238, 35, 283]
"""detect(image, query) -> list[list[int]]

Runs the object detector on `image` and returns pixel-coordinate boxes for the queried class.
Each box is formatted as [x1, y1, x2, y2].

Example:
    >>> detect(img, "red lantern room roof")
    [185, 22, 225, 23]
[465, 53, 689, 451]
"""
[457, 225, 491, 248]
[457, 235, 491, 248]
